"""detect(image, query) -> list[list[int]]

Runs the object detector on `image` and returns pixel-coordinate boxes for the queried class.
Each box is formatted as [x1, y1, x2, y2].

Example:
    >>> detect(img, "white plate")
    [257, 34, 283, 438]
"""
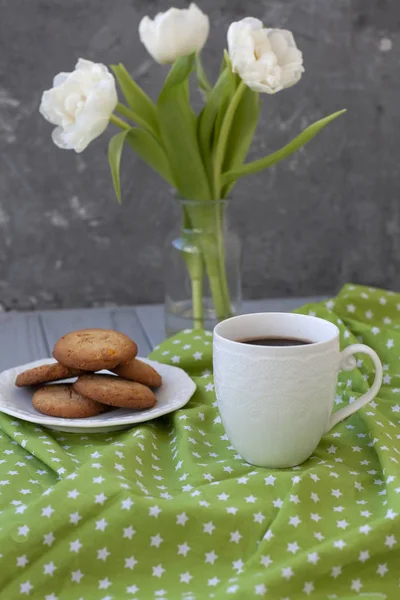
[0, 358, 196, 433]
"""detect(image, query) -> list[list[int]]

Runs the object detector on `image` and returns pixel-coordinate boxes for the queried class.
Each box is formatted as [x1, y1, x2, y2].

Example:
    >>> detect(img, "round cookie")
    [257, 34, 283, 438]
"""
[53, 329, 137, 371]
[73, 374, 156, 410]
[15, 362, 83, 388]
[32, 384, 110, 418]
[112, 359, 162, 388]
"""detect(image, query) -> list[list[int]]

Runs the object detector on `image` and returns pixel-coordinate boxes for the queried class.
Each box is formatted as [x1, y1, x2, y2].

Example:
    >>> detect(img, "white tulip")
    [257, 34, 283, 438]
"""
[139, 3, 210, 65]
[228, 18, 304, 94]
[39, 59, 118, 153]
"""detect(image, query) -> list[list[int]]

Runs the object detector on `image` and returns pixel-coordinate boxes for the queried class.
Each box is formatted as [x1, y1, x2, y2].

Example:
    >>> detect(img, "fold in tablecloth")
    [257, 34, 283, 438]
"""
[0, 284, 398, 599]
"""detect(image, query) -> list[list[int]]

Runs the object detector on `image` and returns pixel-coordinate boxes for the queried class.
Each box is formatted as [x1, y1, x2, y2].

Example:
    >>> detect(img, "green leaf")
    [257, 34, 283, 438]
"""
[221, 86, 261, 197]
[158, 55, 211, 200]
[125, 129, 175, 187]
[195, 54, 212, 98]
[108, 128, 175, 203]
[108, 130, 128, 204]
[111, 64, 159, 137]
[198, 68, 233, 163]
[221, 109, 347, 187]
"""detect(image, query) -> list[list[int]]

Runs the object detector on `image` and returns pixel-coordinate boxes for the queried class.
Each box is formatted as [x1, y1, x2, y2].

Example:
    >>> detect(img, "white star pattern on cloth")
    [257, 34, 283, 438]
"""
[385, 535, 397, 548]
[180, 572, 192, 583]
[123, 526, 136, 539]
[171, 356, 180, 364]
[337, 519, 349, 529]
[99, 577, 111, 589]
[331, 566, 342, 578]
[289, 516, 301, 527]
[253, 512, 265, 523]
[359, 525, 372, 535]
[308, 552, 319, 564]
[152, 564, 165, 578]
[281, 567, 294, 580]
[287, 542, 300, 554]
[20, 581, 33, 595]
[230, 531, 242, 543]
[205, 550, 218, 564]
[260, 555, 273, 567]
[151, 534, 163, 548]
[351, 579, 363, 592]
[43, 532, 55, 546]
[95, 518, 108, 531]
[95, 492, 107, 505]
[122, 498, 134, 510]
[265, 475, 276, 486]
[70, 540, 82, 553]
[97, 547, 110, 561]
[245, 495, 257, 503]
[71, 570, 83, 583]
[43, 562, 56, 576]
[125, 556, 138, 570]
[233, 559, 244, 573]
[377, 563, 389, 576]
[273, 498, 284, 508]
[126, 585, 139, 594]
[203, 522, 215, 534]
[303, 582, 314, 595]
[359, 550, 370, 562]
[67, 489, 80, 499]
[178, 542, 191, 556]
[17, 555, 29, 567]
[176, 512, 188, 526]
[69, 512, 81, 525]
[42, 505, 54, 517]
[18, 525, 29, 536]
[149, 505, 161, 518]
[333, 540, 346, 550]
[255, 583, 267, 596]
[45, 594, 58, 600]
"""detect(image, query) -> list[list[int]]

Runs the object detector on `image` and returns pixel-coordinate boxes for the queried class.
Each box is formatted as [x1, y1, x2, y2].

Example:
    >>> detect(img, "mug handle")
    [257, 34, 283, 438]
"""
[325, 344, 383, 432]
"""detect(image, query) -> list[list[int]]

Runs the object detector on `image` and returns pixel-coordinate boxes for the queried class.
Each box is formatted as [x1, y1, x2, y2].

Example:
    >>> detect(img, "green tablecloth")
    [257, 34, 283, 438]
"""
[0, 284, 399, 599]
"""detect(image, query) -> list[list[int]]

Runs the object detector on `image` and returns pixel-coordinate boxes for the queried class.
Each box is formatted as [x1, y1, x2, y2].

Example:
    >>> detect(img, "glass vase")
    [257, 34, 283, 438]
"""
[164, 199, 242, 336]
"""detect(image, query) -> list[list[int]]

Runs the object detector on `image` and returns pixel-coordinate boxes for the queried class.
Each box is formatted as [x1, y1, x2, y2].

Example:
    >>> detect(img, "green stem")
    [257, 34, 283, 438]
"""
[213, 81, 246, 198]
[109, 114, 130, 131]
[184, 204, 232, 322]
[191, 277, 204, 329]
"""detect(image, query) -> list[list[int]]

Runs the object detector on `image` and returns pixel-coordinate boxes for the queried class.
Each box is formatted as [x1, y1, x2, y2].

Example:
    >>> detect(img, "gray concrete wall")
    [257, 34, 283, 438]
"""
[0, 0, 398, 310]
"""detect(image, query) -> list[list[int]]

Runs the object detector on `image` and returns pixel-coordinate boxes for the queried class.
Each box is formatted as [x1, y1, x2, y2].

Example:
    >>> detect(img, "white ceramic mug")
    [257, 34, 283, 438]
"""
[213, 312, 383, 468]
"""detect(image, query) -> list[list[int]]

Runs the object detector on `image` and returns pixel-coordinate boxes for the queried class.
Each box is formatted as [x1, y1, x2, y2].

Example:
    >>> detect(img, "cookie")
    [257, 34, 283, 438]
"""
[112, 359, 162, 388]
[73, 374, 156, 410]
[15, 362, 83, 388]
[32, 384, 110, 418]
[53, 329, 137, 371]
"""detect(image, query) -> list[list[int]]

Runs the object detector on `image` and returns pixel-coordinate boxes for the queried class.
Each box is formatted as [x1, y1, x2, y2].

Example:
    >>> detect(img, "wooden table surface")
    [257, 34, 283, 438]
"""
[0, 297, 327, 372]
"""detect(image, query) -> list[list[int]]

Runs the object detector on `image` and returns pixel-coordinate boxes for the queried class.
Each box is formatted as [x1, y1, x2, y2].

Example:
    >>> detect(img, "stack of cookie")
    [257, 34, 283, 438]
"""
[15, 329, 162, 419]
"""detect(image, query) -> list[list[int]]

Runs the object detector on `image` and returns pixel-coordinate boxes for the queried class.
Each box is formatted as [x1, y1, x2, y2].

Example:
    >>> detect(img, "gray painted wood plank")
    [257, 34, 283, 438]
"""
[40, 308, 116, 353]
[242, 296, 329, 314]
[111, 308, 152, 357]
[135, 305, 166, 350]
[136, 296, 330, 349]
[0, 312, 48, 371]
[39, 306, 151, 358]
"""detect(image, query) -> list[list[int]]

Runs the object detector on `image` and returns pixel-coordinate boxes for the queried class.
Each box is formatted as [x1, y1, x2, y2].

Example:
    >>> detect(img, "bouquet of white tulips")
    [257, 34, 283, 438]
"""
[40, 4, 344, 328]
